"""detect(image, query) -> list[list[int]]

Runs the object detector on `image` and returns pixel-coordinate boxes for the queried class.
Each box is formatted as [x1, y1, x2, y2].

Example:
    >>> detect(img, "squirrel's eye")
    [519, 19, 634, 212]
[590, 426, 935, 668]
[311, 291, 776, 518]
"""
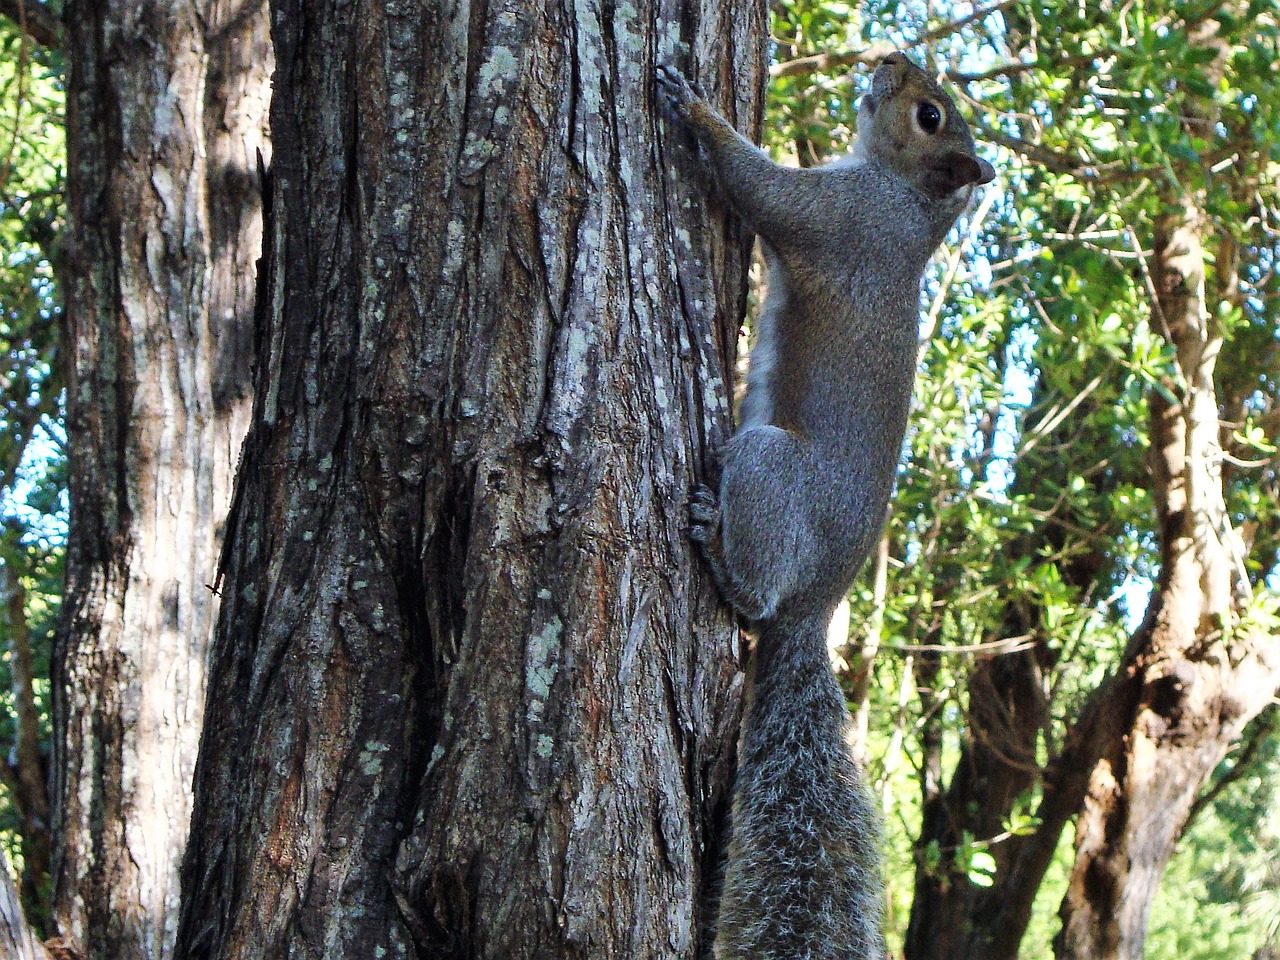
[916, 101, 942, 134]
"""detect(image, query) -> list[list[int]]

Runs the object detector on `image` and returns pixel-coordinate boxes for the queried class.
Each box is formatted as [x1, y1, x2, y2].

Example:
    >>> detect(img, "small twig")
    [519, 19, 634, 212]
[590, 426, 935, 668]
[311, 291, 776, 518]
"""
[1126, 225, 1177, 351]
[1019, 373, 1104, 458]
[920, 185, 999, 361]
[884, 634, 1037, 655]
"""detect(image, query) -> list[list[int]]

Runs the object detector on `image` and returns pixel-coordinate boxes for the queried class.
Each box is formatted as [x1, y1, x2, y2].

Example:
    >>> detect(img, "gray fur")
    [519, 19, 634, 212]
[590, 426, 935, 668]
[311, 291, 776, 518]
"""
[659, 54, 992, 960]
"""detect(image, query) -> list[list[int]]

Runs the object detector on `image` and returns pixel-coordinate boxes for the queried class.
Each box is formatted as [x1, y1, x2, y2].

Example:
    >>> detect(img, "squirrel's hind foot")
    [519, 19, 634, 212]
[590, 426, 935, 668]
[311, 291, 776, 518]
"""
[688, 483, 775, 622]
[687, 482, 720, 541]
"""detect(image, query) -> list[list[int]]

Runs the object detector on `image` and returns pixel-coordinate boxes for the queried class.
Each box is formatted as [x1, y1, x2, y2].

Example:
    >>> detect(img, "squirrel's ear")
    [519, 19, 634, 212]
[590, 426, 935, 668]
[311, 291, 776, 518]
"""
[925, 152, 993, 197]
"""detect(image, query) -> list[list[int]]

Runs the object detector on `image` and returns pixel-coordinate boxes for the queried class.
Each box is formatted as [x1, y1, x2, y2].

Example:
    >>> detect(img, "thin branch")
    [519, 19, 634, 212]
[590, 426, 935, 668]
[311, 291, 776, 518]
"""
[770, 0, 1016, 79]
[921, 184, 999, 354]
[0, 0, 30, 196]
[947, 51, 1102, 83]
[1019, 374, 1104, 458]
[884, 634, 1037, 655]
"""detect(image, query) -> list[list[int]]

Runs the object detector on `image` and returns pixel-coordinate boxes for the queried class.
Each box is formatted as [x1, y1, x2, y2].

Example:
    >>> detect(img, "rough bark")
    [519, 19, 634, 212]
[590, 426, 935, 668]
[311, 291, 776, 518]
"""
[52, 1, 270, 958]
[175, 0, 766, 957]
[1052, 202, 1280, 960]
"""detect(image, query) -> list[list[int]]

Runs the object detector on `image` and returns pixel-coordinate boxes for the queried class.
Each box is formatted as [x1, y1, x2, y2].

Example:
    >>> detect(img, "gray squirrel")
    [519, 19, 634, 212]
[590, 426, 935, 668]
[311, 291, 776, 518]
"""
[656, 54, 994, 960]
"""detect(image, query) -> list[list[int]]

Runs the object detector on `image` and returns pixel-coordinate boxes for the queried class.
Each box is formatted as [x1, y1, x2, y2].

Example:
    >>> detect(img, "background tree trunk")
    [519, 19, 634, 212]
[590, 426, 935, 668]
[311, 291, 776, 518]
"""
[903, 401, 1108, 960]
[53, 1, 271, 957]
[1052, 202, 1280, 960]
[1049, 12, 1280, 955]
[919, 200, 1280, 960]
[176, 0, 766, 956]
[0, 557, 51, 907]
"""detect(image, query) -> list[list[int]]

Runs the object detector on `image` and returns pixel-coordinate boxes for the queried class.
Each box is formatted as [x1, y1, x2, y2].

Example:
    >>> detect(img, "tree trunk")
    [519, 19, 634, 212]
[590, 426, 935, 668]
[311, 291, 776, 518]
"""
[52, 1, 270, 957]
[1052, 201, 1280, 960]
[941, 202, 1280, 960]
[1053, 14, 1280, 953]
[175, 0, 766, 956]
[904, 647, 1047, 960]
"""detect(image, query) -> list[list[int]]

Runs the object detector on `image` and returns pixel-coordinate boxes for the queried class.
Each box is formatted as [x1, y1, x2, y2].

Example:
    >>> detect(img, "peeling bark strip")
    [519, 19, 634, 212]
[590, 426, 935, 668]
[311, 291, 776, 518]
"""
[1, 850, 50, 960]
[176, 0, 766, 957]
[54, 1, 270, 958]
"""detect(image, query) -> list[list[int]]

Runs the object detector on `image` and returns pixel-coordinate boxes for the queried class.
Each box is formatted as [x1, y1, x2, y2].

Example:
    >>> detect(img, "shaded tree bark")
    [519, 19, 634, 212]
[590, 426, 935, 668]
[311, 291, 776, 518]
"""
[0, 0, 62, 50]
[0, 554, 51, 913]
[902, 318, 1078, 960]
[52, 1, 270, 958]
[904, 646, 1048, 960]
[904, 469, 1107, 960]
[1, 850, 50, 960]
[175, 0, 766, 956]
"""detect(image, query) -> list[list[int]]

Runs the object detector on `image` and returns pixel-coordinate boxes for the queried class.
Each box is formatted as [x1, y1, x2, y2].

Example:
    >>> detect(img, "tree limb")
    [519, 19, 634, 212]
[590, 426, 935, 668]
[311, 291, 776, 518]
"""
[0, 0, 60, 51]
[983, 129, 1241, 186]
[948, 51, 1103, 83]
[1186, 704, 1279, 826]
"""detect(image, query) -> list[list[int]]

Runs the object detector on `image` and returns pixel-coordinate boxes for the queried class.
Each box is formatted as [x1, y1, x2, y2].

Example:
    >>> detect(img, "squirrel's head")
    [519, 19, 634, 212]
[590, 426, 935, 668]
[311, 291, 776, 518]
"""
[858, 52, 995, 201]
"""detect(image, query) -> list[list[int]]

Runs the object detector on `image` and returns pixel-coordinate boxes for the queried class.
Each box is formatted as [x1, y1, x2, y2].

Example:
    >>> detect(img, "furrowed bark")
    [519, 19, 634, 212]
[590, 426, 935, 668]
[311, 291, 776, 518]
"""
[176, 0, 765, 956]
[53, 1, 270, 957]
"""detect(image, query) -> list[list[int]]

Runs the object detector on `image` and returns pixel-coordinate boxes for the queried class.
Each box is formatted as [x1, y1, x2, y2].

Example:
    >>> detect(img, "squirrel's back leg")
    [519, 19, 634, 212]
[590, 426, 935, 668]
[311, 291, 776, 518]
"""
[689, 425, 818, 620]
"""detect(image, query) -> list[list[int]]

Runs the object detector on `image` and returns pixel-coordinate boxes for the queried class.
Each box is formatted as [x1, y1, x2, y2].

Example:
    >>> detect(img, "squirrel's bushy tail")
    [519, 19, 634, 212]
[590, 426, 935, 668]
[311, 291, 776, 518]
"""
[713, 612, 884, 960]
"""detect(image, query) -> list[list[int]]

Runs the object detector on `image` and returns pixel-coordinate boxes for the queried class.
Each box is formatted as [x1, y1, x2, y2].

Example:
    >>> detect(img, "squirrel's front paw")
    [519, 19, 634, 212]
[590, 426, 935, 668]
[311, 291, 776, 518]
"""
[656, 64, 706, 121]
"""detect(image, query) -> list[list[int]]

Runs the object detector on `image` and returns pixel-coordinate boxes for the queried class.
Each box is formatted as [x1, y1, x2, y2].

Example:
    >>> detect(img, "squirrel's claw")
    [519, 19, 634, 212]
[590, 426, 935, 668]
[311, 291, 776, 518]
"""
[656, 64, 704, 119]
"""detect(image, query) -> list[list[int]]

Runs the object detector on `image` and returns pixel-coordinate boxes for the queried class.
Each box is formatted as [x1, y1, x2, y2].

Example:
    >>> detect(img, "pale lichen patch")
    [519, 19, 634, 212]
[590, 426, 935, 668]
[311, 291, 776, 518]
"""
[358, 742, 391, 777]
[525, 616, 562, 724]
